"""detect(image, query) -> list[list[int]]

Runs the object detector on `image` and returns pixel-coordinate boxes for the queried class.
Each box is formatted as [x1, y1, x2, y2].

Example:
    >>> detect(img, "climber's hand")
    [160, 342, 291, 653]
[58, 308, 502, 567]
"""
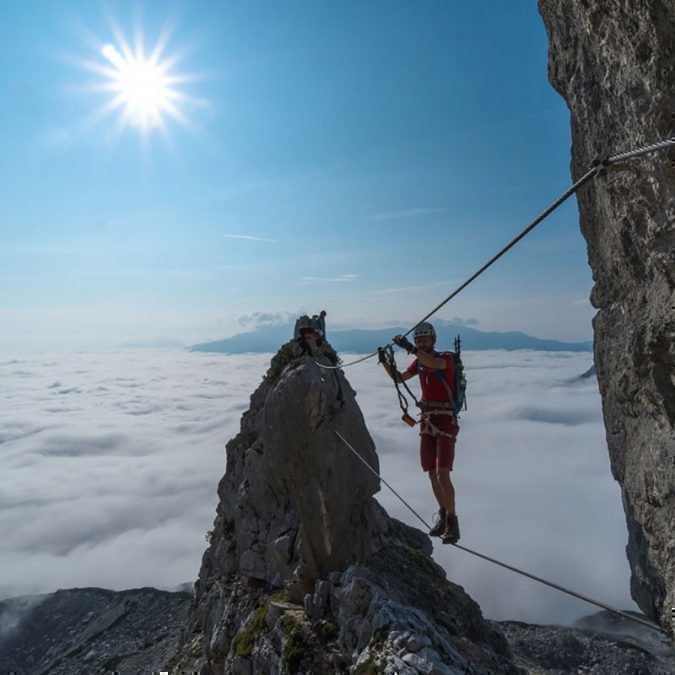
[393, 335, 415, 354]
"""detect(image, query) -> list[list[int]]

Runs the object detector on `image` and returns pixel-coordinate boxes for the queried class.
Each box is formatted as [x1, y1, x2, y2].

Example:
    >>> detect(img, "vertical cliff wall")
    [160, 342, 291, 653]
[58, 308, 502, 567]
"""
[538, 0, 675, 634]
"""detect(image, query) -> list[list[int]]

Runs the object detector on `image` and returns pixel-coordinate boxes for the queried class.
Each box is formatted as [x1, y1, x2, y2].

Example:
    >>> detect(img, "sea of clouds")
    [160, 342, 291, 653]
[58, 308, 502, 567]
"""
[0, 348, 636, 626]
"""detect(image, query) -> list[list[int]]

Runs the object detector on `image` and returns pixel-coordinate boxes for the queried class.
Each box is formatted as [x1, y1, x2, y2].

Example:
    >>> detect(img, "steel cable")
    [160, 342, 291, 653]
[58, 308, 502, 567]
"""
[334, 430, 666, 635]
[316, 136, 675, 370]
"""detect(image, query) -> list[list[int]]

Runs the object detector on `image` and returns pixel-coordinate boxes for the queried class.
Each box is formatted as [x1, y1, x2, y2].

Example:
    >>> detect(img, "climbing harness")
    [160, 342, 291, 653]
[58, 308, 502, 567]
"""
[334, 430, 667, 636]
[316, 135, 675, 371]
[418, 409, 456, 439]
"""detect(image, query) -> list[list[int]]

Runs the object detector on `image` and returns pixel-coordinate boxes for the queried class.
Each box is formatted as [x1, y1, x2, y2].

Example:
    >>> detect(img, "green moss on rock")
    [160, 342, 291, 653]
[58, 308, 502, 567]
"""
[281, 619, 311, 674]
[318, 620, 337, 641]
[434, 609, 458, 632]
[354, 656, 379, 675]
[269, 589, 290, 603]
[265, 342, 304, 384]
[231, 603, 268, 658]
[279, 613, 299, 635]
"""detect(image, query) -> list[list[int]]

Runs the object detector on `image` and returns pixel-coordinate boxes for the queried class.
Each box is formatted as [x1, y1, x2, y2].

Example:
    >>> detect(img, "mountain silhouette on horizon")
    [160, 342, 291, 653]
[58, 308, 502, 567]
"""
[189, 320, 592, 354]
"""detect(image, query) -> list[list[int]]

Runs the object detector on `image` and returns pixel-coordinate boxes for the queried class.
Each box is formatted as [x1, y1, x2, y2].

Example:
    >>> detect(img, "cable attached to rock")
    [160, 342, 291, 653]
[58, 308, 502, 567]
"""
[317, 136, 675, 370]
[334, 429, 667, 636]
[603, 135, 675, 166]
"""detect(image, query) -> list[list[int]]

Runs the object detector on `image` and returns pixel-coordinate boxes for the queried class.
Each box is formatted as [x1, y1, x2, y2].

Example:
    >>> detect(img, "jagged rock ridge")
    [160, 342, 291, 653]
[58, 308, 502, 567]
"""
[172, 340, 519, 673]
[2, 587, 673, 674]
[538, 0, 675, 636]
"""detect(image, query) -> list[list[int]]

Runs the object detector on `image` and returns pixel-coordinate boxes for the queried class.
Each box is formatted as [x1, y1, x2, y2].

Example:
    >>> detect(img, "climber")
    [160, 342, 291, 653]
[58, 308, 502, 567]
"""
[380, 322, 460, 545]
[294, 312, 340, 366]
[291, 313, 344, 407]
[293, 315, 320, 356]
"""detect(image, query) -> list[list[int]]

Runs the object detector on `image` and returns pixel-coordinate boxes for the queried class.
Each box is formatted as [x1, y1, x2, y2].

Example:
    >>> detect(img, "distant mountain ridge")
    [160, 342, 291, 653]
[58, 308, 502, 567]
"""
[190, 321, 592, 353]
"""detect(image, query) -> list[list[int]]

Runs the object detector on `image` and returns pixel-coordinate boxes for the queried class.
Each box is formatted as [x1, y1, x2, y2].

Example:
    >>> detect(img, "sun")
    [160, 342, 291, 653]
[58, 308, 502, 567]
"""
[100, 43, 178, 132]
[78, 21, 199, 137]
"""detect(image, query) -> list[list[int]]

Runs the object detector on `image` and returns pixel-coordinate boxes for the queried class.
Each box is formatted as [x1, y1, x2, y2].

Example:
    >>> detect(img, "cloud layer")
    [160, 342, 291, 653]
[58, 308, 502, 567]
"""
[347, 349, 633, 625]
[0, 349, 635, 626]
[238, 311, 295, 329]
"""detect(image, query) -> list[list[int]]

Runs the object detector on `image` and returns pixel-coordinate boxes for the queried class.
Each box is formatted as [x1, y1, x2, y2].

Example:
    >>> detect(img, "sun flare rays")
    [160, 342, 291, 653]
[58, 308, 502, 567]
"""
[76, 18, 203, 138]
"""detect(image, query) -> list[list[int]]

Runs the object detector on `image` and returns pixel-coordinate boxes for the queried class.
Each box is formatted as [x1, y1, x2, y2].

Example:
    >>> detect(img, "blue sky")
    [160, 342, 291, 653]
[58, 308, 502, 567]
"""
[0, 1, 595, 351]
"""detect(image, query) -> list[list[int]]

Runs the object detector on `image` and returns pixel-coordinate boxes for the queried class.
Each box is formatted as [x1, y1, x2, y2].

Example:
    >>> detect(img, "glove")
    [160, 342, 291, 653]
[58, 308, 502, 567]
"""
[393, 335, 416, 354]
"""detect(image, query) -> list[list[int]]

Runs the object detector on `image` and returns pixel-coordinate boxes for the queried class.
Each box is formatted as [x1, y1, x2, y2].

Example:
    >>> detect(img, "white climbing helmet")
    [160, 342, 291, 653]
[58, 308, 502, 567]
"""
[414, 321, 436, 342]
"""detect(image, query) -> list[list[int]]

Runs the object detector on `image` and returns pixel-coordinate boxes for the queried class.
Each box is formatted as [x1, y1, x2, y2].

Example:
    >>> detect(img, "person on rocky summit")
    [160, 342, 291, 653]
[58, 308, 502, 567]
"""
[379, 322, 460, 545]
[293, 312, 339, 366]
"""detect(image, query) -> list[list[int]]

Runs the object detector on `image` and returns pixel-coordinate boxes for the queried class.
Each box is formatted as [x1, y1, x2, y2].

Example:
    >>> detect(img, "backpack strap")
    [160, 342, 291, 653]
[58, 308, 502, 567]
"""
[433, 354, 455, 404]
[418, 352, 455, 403]
[434, 370, 454, 401]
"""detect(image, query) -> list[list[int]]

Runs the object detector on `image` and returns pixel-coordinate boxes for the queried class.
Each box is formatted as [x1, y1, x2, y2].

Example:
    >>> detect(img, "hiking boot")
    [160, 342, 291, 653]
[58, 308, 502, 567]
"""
[442, 513, 460, 545]
[429, 508, 447, 537]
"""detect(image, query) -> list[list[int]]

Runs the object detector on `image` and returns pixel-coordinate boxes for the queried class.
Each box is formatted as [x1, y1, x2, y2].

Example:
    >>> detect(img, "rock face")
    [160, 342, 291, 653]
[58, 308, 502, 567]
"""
[203, 340, 382, 597]
[0, 587, 190, 674]
[538, 0, 675, 635]
[4, 586, 673, 675]
[172, 341, 520, 673]
[499, 621, 671, 674]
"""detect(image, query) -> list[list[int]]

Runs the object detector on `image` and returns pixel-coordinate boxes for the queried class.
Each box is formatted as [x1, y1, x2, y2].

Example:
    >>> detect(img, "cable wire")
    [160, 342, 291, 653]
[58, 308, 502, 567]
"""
[317, 136, 675, 370]
[325, 137, 675, 636]
[605, 136, 675, 165]
[334, 430, 666, 635]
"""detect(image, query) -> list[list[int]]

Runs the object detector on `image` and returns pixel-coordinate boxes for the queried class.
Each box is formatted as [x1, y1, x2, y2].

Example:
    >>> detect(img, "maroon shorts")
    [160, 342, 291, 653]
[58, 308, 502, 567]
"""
[419, 416, 459, 472]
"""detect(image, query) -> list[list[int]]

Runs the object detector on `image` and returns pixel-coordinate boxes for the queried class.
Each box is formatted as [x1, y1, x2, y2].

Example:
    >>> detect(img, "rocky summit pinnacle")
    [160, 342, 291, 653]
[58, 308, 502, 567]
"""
[204, 337, 383, 597]
[539, 0, 675, 637]
[171, 338, 519, 674]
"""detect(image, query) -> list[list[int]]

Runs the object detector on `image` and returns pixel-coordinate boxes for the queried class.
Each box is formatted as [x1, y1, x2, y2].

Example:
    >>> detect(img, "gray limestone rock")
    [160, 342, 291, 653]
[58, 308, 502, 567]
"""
[204, 338, 382, 600]
[0, 587, 190, 674]
[497, 613, 675, 674]
[171, 342, 520, 673]
[538, 0, 675, 636]
[5, 585, 672, 674]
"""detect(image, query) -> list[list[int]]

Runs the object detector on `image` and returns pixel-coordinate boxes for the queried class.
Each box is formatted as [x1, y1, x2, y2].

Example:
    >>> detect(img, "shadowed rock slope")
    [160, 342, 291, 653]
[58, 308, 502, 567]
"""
[170, 341, 519, 674]
[499, 609, 675, 675]
[0, 587, 190, 674]
[538, 0, 675, 636]
[2, 586, 672, 674]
